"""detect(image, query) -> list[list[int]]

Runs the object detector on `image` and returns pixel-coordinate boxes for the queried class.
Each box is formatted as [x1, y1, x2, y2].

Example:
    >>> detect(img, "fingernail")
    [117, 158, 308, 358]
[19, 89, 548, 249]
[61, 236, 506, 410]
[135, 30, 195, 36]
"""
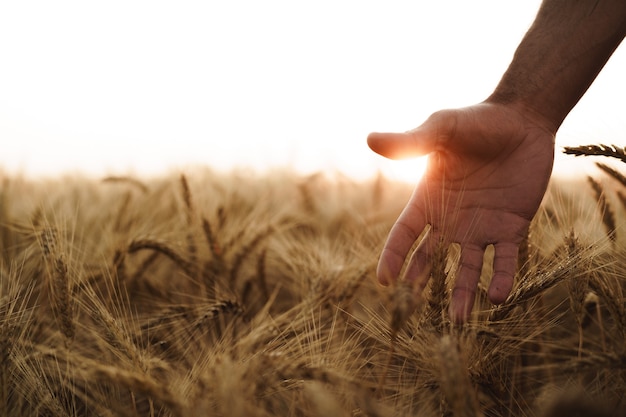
[377, 259, 393, 286]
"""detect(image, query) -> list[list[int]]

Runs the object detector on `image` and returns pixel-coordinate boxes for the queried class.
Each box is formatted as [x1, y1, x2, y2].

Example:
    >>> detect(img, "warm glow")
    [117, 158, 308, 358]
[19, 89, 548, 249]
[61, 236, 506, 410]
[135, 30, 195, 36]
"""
[1, 1, 624, 180]
[378, 156, 429, 184]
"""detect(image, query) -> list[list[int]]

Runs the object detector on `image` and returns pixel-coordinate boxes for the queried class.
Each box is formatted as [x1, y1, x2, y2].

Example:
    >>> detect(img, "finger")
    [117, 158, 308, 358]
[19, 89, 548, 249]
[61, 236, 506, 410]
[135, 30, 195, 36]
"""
[488, 242, 519, 305]
[377, 204, 428, 286]
[367, 129, 436, 160]
[449, 244, 485, 323]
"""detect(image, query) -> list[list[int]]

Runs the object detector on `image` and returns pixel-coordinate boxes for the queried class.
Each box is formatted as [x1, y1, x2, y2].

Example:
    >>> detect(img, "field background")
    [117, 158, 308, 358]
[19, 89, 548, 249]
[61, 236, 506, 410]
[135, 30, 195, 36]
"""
[1, 159, 625, 417]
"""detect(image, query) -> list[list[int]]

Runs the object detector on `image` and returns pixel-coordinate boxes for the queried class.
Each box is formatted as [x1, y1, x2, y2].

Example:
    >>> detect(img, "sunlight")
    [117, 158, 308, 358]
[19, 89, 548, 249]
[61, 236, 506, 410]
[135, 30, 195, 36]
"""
[379, 156, 428, 184]
[2, 0, 624, 181]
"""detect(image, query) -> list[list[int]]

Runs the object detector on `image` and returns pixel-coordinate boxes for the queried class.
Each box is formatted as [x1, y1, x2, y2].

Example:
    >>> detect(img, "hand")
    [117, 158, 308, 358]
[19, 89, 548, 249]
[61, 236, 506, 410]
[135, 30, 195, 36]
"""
[368, 102, 555, 323]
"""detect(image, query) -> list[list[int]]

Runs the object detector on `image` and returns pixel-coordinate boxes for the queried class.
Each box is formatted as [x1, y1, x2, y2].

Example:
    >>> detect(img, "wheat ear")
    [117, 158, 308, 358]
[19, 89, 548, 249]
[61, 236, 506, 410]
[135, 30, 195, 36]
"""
[427, 240, 449, 332]
[437, 335, 483, 417]
[563, 144, 626, 163]
[38, 227, 75, 346]
[85, 364, 185, 417]
[379, 226, 431, 392]
[489, 258, 574, 321]
[51, 255, 75, 345]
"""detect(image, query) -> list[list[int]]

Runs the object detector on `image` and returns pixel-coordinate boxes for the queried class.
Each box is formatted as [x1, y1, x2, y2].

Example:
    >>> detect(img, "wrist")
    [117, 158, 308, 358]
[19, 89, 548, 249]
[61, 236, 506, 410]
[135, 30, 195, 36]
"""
[483, 95, 560, 137]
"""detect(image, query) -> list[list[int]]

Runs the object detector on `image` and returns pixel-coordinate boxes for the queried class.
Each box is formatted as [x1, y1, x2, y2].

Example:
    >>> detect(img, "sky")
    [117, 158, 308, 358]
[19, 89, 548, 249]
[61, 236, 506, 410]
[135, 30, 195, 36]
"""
[1, 0, 625, 182]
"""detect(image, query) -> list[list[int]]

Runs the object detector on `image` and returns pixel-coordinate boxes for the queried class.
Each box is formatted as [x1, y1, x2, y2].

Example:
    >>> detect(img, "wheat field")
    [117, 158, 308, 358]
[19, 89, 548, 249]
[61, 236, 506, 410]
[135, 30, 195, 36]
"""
[1, 151, 626, 416]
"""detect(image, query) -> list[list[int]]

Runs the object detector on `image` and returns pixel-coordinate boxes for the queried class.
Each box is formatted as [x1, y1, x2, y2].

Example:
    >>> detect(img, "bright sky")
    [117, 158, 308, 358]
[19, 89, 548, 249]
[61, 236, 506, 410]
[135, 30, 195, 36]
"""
[1, 1, 625, 182]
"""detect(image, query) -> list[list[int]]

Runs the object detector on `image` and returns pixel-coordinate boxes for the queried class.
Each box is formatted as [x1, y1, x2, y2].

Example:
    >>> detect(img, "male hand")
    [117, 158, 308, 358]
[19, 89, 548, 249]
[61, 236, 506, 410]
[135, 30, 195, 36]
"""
[368, 102, 555, 323]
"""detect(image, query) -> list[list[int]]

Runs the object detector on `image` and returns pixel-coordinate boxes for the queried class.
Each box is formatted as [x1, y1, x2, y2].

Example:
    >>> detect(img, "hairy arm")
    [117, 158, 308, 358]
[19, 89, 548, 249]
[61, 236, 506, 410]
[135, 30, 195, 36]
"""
[488, 0, 626, 132]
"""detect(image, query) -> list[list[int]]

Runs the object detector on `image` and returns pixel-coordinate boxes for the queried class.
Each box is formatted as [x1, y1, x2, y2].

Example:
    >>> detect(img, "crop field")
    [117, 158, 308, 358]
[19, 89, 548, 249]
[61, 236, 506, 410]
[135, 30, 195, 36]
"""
[1, 147, 626, 416]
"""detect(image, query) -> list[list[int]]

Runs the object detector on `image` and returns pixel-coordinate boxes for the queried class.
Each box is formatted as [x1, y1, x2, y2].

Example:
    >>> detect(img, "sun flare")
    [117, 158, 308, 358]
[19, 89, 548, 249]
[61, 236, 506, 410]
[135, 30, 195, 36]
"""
[379, 155, 429, 184]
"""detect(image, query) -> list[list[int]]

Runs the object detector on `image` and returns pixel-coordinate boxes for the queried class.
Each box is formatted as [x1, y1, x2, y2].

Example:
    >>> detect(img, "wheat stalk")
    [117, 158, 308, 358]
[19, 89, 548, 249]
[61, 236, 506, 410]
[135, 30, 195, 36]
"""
[201, 216, 225, 290]
[427, 241, 449, 332]
[564, 230, 589, 358]
[101, 176, 149, 193]
[112, 248, 127, 283]
[86, 364, 185, 417]
[517, 226, 534, 280]
[129, 251, 160, 283]
[596, 162, 626, 188]
[0, 281, 35, 416]
[255, 249, 269, 302]
[229, 226, 275, 286]
[587, 176, 617, 241]
[179, 174, 200, 282]
[128, 238, 193, 276]
[588, 267, 626, 338]
[201, 216, 221, 258]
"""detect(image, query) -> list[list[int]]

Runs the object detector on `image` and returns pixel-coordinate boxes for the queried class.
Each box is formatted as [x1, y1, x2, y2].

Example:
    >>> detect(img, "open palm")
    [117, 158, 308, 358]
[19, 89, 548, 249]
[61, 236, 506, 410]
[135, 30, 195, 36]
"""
[368, 102, 555, 322]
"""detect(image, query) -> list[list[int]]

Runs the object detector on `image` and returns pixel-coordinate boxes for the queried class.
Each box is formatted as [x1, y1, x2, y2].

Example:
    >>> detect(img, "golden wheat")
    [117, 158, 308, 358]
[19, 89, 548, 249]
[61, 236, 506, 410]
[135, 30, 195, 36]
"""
[0, 168, 625, 416]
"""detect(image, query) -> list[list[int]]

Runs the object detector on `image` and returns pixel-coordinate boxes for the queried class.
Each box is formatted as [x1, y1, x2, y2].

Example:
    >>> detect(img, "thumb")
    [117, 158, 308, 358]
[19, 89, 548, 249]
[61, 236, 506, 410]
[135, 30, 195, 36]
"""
[367, 128, 437, 160]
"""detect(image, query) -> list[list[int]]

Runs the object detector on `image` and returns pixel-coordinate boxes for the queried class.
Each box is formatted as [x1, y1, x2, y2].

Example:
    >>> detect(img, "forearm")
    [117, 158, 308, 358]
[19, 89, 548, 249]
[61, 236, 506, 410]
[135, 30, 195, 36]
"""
[487, 0, 626, 132]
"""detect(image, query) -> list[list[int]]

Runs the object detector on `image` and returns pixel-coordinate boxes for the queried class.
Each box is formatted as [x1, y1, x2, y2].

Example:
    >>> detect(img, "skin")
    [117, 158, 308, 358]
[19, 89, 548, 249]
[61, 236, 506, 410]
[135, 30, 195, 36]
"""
[369, 0, 626, 323]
